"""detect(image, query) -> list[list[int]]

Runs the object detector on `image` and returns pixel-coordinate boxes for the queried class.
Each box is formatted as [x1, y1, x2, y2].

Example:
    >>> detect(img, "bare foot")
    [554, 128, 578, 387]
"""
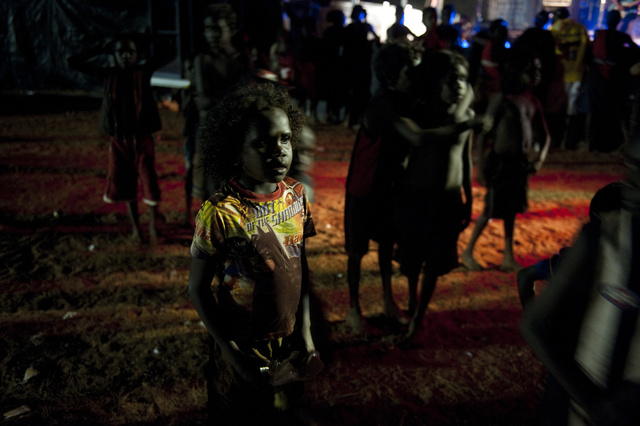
[461, 251, 483, 271]
[498, 258, 522, 273]
[383, 301, 409, 325]
[130, 228, 142, 245]
[345, 307, 368, 336]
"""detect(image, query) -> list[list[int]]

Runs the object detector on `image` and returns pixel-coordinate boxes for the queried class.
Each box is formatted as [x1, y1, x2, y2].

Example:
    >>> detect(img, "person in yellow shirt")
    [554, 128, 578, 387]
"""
[550, 7, 590, 150]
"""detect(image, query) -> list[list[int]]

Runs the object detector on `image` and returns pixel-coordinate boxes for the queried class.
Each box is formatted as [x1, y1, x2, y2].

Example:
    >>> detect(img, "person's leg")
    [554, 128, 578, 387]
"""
[346, 254, 367, 334]
[500, 213, 522, 272]
[378, 241, 405, 322]
[407, 271, 438, 339]
[148, 204, 158, 240]
[461, 213, 489, 270]
[401, 258, 423, 319]
[126, 201, 141, 242]
[137, 134, 161, 238]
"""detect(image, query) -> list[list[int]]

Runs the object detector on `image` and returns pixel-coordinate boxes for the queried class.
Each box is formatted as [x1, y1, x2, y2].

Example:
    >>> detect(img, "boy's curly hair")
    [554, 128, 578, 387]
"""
[200, 83, 306, 182]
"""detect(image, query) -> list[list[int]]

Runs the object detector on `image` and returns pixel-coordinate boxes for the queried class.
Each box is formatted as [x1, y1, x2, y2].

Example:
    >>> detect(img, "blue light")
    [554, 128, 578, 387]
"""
[505, 41, 511, 49]
[461, 39, 470, 48]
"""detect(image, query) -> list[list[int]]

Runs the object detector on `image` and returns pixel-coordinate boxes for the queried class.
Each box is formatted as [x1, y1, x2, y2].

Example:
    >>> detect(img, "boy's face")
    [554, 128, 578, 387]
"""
[114, 40, 138, 68]
[239, 108, 293, 194]
[440, 62, 468, 105]
[204, 17, 231, 49]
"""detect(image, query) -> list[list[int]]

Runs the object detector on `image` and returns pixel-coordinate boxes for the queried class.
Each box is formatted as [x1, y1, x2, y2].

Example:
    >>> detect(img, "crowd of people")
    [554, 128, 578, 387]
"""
[66, 1, 640, 424]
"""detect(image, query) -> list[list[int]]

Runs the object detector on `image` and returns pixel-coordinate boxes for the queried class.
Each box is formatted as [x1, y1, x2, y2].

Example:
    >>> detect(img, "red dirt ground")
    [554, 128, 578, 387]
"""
[0, 98, 627, 425]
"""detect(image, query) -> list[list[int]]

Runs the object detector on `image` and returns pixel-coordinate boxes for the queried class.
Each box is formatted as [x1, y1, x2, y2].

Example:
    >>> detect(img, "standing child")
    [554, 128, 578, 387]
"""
[188, 83, 322, 424]
[397, 50, 490, 339]
[343, 42, 414, 335]
[68, 33, 173, 242]
[462, 51, 551, 272]
[192, 3, 251, 202]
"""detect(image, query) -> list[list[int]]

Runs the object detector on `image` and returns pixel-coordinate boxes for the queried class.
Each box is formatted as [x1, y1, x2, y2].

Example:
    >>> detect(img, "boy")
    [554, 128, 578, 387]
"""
[397, 50, 489, 338]
[343, 43, 414, 335]
[68, 33, 173, 242]
[192, 4, 251, 202]
[462, 52, 551, 273]
[188, 83, 321, 424]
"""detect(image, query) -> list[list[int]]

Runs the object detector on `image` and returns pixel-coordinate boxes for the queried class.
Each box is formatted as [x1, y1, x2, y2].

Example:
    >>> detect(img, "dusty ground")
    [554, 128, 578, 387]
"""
[0, 94, 627, 425]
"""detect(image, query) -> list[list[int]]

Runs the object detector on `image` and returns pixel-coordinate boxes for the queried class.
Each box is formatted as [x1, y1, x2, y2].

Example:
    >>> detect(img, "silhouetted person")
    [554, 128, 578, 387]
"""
[462, 52, 551, 273]
[386, 4, 415, 45]
[343, 5, 379, 128]
[318, 9, 348, 124]
[513, 10, 558, 109]
[588, 9, 640, 152]
[343, 43, 414, 335]
[416, 6, 446, 54]
[437, 4, 461, 51]
[473, 19, 510, 114]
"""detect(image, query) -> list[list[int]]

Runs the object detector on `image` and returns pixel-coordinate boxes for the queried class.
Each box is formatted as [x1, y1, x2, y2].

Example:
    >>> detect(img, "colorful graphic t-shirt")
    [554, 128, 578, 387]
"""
[190, 177, 316, 343]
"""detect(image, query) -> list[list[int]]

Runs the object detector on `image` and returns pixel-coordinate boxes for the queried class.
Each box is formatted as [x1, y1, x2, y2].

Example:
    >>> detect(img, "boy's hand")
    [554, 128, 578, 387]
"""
[471, 114, 493, 134]
[221, 341, 266, 385]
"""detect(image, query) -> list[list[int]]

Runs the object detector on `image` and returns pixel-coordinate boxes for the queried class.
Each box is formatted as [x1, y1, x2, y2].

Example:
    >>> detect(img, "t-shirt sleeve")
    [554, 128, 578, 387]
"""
[190, 200, 223, 259]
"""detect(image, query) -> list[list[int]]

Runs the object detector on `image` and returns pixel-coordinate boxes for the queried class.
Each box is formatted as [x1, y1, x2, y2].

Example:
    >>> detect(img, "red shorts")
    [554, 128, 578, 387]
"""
[103, 134, 161, 205]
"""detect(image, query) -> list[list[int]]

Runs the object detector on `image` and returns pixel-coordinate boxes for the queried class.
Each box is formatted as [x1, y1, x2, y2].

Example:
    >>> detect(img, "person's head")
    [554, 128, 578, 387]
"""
[534, 10, 549, 29]
[327, 9, 345, 27]
[203, 4, 236, 50]
[409, 50, 469, 107]
[291, 125, 316, 175]
[489, 19, 508, 41]
[606, 9, 622, 30]
[201, 83, 305, 191]
[501, 50, 542, 94]
[351, 5, 365, 23]
[442, 4, 456, 25]
[374, 42, 414, 90]
[422, 7, 438, 30]
[589, 182, 625, 222]
[113, 36, 139, 68]
[553, 7, 569, 23]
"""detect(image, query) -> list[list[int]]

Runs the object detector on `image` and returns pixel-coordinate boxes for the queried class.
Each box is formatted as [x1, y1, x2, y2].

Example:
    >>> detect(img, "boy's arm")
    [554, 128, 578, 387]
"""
[188, 257, 261, 383]
[531, 98, 551, 172]
[393, 116, 481, 147]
